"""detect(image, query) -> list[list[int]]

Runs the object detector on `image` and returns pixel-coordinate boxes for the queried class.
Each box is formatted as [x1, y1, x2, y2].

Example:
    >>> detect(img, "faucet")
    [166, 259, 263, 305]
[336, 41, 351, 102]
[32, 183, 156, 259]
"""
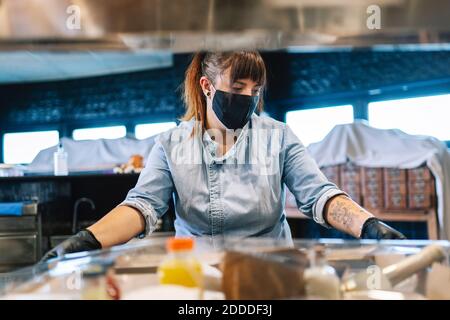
[72, 197, 96, 234]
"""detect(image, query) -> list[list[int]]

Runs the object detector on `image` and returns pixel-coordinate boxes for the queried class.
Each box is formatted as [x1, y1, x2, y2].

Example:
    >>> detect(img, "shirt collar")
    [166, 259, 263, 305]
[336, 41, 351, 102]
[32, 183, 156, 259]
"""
[202, 118, 251, 160]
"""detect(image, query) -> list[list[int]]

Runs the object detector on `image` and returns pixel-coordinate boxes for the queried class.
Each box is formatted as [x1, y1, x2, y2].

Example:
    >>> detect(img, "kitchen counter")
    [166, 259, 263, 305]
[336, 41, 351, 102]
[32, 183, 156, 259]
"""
[2, 238, 450, 300]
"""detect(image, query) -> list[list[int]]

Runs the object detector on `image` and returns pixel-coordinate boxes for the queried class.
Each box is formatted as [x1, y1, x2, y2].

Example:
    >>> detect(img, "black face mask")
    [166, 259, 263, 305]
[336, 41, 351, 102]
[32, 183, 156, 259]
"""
[211, 89, 259, 130]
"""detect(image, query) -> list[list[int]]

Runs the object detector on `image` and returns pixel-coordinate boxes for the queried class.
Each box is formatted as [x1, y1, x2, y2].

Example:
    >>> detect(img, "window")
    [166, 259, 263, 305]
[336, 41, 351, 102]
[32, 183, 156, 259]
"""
[368, 94, 450, 141]
[72, 125, 126, 141]
[286, 105, 354, 146]
[3, 130, 59, 164]
[135, 122, 177, 140]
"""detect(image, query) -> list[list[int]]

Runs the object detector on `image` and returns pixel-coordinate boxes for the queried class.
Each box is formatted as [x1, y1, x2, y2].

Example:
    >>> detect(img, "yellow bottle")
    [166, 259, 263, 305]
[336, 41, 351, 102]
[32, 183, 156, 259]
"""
[158, 237, 203, 289]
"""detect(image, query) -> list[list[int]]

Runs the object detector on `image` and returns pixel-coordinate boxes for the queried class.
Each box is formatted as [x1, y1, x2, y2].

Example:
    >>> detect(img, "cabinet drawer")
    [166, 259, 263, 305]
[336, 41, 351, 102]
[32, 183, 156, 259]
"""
[363, 193, 384, 210]
[0, 234, 38, 265]
[385, 193, 407, 209]
[385, 181, 407, 194]
[362, 167, 383, 182]
[341, 163, 361, 182]
[0, 216, 37, 232]
[363, 180, 383, 194]
[408, 179, 434, 194]
[341, 182, 361, 195]
[407, 167, 432, 181]
[409, 193, 433, 209]
[384, 168, 407, 182]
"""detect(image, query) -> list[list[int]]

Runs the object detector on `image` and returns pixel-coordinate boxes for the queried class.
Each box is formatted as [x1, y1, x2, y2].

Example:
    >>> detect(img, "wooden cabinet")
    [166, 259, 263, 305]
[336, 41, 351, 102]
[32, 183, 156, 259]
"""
[286, 164, 439, 239]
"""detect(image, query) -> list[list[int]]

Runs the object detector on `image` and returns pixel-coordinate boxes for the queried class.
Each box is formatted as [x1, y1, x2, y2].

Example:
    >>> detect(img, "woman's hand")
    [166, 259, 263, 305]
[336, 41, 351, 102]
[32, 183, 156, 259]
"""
[40, 205, 146, 263]
[40, 229, 101, 262]
[360, 218, 406, 239]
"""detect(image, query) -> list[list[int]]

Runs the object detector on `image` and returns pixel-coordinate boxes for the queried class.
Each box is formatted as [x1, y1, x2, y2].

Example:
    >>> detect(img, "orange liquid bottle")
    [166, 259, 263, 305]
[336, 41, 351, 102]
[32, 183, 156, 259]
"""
[157, 237, 203, 289]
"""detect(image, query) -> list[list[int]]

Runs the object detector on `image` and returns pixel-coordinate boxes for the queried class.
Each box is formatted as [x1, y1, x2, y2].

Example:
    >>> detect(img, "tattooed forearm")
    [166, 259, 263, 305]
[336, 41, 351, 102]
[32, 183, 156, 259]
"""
[324, 195, 374, 238]
[329, 200, 354, 230]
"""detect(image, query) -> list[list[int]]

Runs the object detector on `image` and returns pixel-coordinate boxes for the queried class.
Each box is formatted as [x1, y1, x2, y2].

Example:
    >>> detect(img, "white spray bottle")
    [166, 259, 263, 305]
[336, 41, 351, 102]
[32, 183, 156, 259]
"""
[54, 141, 69, 176]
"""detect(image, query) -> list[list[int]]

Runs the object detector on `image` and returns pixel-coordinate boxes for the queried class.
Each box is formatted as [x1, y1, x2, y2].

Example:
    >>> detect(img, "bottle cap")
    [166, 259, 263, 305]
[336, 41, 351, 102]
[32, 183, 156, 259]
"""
[167, 237, 194, 252]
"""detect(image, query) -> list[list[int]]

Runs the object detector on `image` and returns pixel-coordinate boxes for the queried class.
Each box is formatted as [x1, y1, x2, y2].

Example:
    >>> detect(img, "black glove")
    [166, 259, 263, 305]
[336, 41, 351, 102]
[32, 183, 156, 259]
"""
[40, 229, 102, 263]
[360, 218, 407, 240]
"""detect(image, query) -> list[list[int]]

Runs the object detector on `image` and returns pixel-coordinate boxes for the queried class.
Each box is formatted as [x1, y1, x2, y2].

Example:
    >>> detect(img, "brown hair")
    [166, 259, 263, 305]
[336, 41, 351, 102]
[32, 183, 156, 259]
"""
[181, 51, 267, 130]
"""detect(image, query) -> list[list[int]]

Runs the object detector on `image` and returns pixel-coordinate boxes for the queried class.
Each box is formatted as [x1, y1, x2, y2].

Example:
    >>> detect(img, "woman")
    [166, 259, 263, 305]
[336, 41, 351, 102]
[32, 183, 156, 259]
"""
[43, 51, 404, 261]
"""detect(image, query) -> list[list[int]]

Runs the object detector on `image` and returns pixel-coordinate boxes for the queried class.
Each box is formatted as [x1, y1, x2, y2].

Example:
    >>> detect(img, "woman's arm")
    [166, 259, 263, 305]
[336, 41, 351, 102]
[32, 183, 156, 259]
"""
[323, 195, 373, 238]
[324, 194, 406, 239]
[88, 205, 145, 248]
[40, 139, 174, 262]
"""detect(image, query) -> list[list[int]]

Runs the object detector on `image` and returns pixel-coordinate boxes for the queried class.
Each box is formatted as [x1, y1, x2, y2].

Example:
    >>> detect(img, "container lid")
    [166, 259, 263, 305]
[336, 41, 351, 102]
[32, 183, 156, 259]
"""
[167, 237, 194, 252]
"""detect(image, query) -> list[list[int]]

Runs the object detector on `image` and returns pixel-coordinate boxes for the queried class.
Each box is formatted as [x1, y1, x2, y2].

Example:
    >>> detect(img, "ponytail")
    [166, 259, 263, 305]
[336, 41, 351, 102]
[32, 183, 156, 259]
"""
[181, 52, 207, 135]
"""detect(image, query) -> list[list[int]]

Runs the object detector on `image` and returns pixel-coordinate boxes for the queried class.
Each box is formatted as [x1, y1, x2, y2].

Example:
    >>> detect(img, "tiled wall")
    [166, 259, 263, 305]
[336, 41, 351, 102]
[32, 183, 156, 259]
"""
[0, 55, 187, 127]
[289, 51, 450, 96]
[1, 50, 450, 129]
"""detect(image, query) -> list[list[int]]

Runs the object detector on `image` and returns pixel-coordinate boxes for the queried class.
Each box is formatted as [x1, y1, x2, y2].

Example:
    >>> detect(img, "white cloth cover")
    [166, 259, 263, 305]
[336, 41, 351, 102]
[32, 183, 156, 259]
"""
[28, 136, 156, 173]
[306, 120, 450, 240]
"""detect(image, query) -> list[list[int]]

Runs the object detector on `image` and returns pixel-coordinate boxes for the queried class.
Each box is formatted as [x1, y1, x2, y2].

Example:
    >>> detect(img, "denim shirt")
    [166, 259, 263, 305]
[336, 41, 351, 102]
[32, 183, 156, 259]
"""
[119, 114, 345, 244]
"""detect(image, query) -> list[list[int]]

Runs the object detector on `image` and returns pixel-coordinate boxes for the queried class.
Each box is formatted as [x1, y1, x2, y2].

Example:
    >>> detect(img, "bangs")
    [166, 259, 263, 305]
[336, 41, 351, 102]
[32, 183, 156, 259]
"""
[226, 52, 266, 86]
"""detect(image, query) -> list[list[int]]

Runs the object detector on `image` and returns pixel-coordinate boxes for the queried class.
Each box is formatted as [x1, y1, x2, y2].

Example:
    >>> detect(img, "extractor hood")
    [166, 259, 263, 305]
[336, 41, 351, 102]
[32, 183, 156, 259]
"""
[0, 0, 450, 52]
[1, 0, 450, 84]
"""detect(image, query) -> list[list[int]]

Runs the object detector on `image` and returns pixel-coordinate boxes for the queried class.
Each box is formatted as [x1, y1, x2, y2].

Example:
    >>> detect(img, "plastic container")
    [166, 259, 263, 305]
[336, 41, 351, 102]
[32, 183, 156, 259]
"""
[53, 142, 68, 176]
[157, 237, 203, 289]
